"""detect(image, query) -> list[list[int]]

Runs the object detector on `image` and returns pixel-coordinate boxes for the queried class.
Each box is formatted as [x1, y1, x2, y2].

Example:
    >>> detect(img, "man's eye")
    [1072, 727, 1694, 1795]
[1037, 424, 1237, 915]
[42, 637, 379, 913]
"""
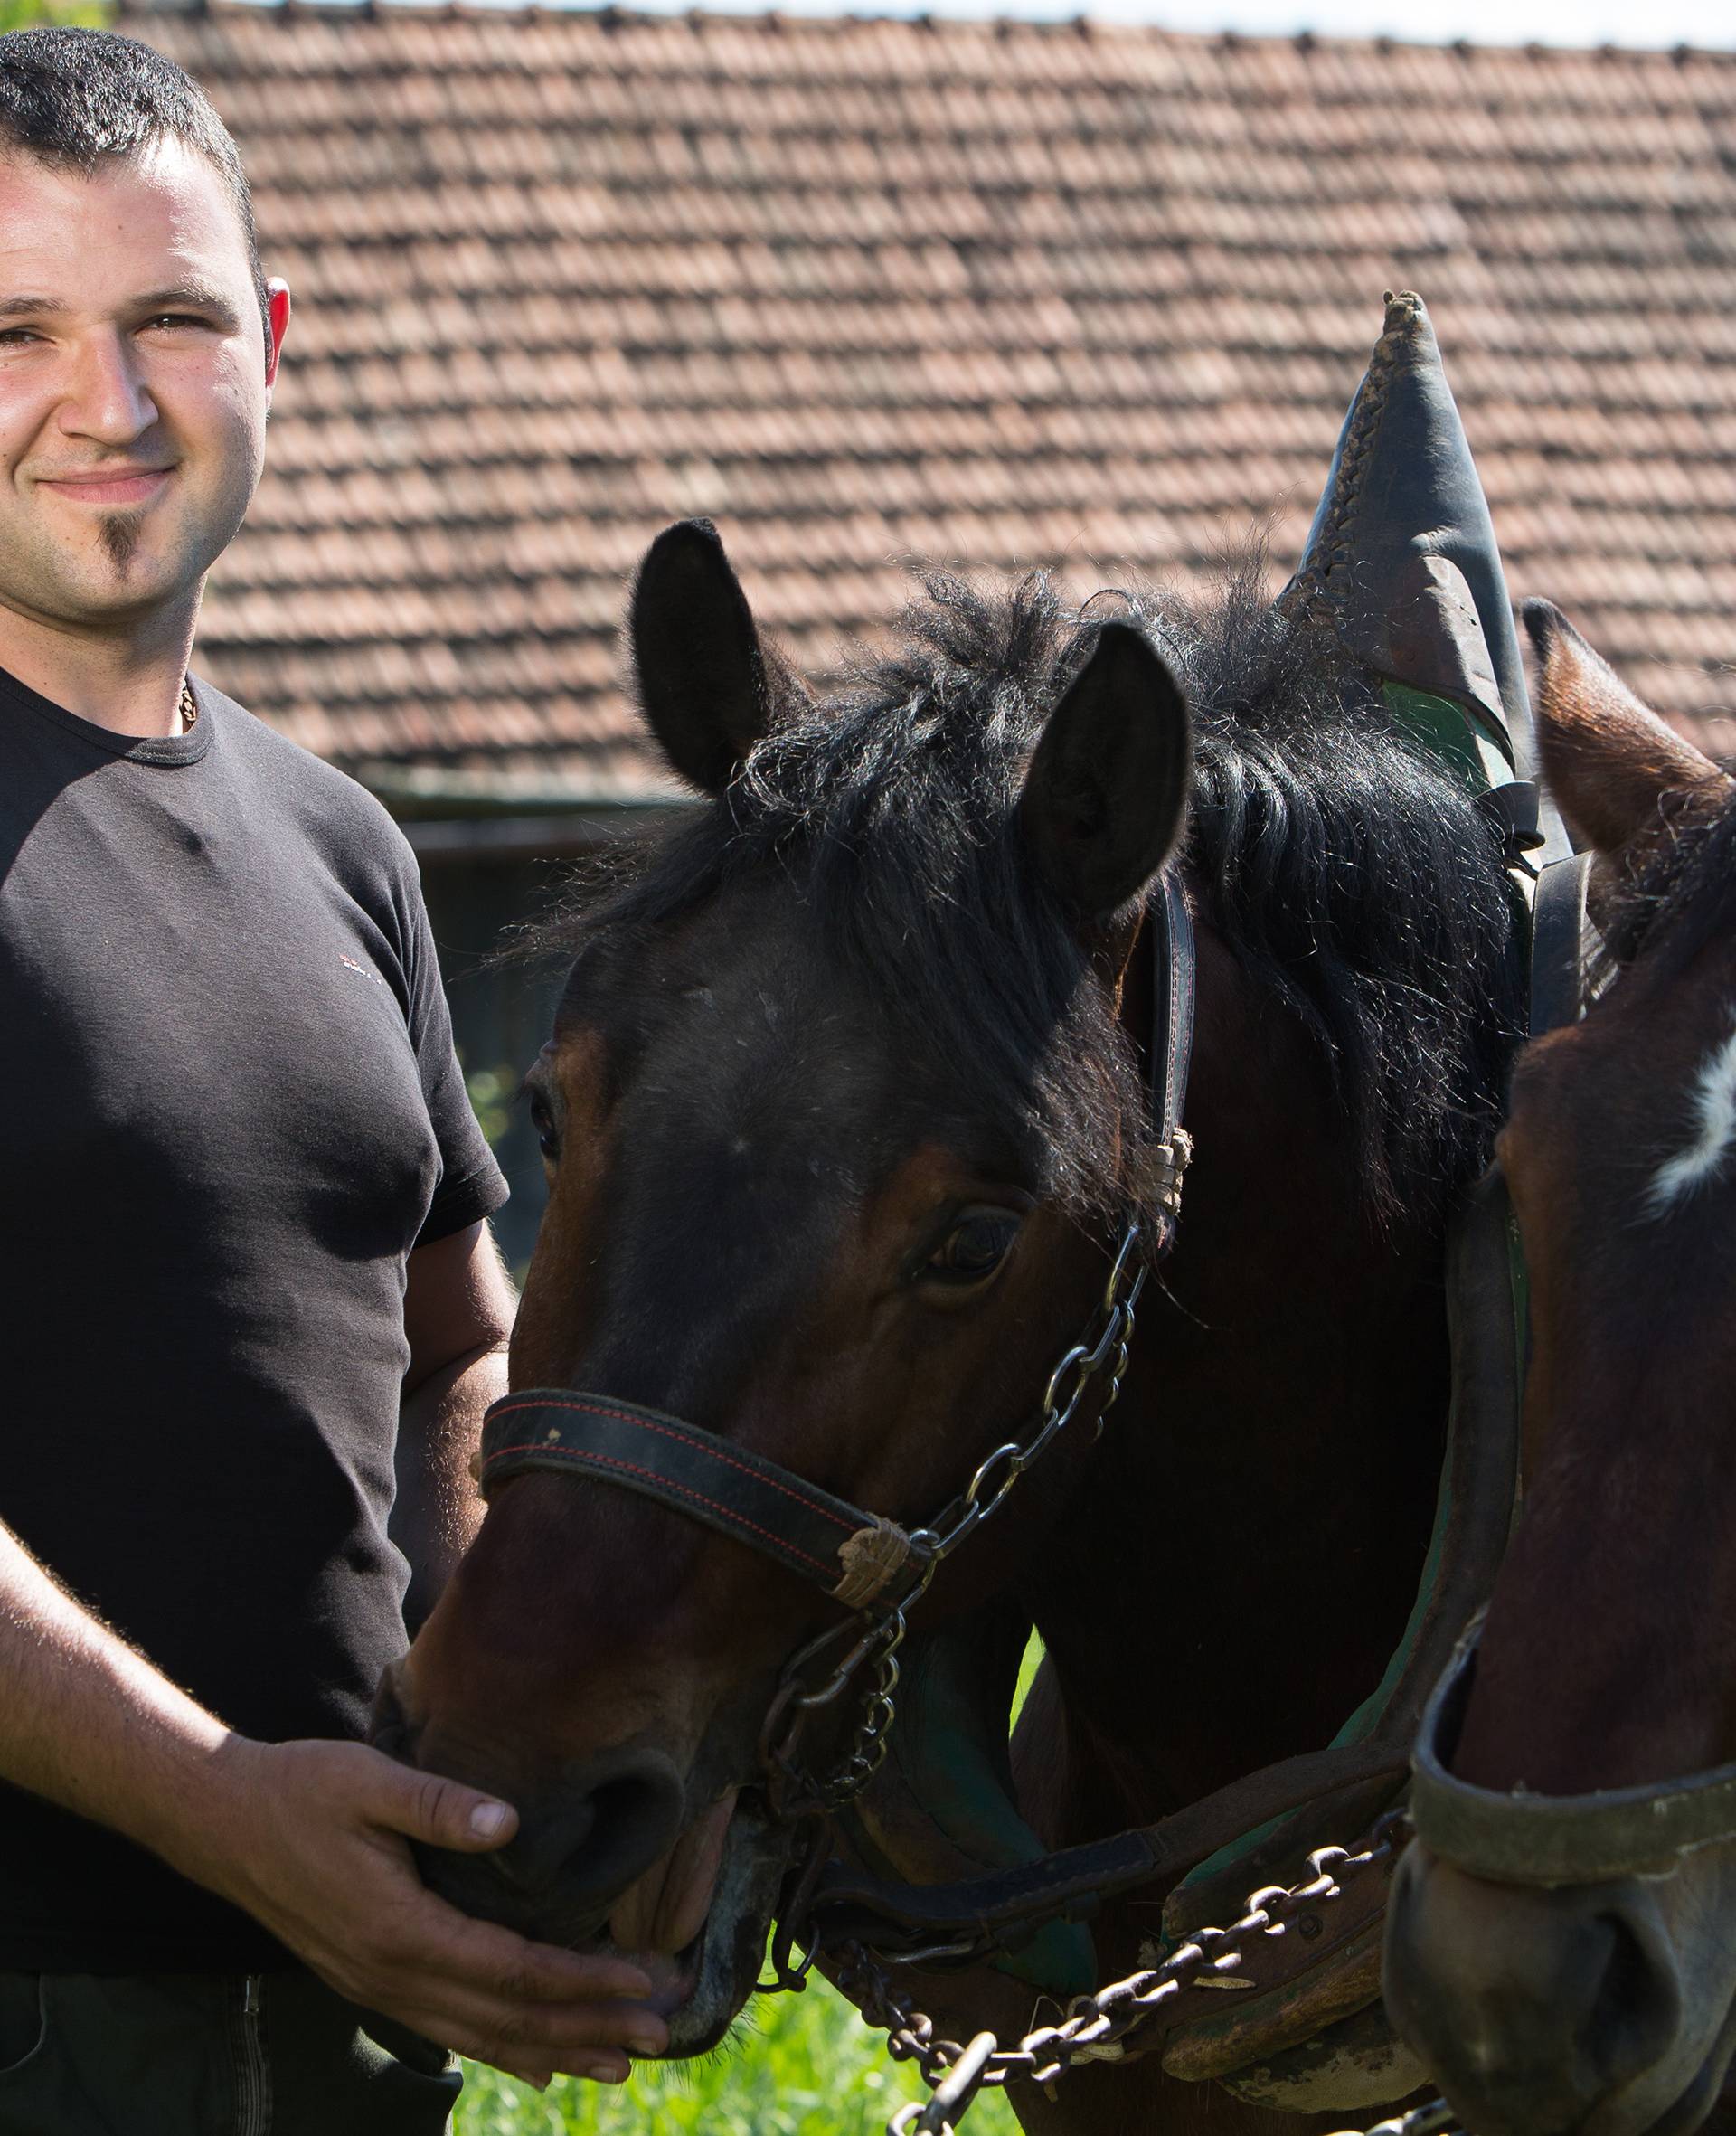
[144, 314, 205, 332]
[924, 1209, 1022, 1286]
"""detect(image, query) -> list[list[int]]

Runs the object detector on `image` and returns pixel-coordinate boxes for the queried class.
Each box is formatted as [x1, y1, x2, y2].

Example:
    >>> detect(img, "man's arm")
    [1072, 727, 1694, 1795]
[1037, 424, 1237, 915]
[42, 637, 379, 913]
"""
[0, 1521, 665, 2084]
[396, 1219, 516, 1631]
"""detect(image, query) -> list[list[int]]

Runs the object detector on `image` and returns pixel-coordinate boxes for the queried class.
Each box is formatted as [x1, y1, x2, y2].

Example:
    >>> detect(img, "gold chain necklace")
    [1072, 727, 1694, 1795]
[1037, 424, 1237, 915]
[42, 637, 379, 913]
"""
[179, 679, 197, 732]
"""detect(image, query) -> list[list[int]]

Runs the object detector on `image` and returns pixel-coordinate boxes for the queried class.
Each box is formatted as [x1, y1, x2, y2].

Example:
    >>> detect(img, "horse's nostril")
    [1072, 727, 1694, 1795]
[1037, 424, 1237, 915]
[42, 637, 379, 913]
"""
[1583, 1908, 1682, 2094]
[494, 1762, 686, 1910]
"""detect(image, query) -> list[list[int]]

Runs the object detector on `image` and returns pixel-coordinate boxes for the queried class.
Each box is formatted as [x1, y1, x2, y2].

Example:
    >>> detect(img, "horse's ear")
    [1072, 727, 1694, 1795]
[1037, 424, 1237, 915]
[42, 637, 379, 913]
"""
[629, 519, 789, 796]
[1020, 622, 1192, 922]
[1524, 600, 1731, 856]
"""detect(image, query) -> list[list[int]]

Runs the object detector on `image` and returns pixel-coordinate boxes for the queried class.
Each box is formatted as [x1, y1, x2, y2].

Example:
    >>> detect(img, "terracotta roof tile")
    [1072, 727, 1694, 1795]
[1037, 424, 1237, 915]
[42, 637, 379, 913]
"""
[122, 1, 1736, 797]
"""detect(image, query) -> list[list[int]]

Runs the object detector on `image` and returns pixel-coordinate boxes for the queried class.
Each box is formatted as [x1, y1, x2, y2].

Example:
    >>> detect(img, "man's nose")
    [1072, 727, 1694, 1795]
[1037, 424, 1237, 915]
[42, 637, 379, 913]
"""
[58, 329, 159, 446]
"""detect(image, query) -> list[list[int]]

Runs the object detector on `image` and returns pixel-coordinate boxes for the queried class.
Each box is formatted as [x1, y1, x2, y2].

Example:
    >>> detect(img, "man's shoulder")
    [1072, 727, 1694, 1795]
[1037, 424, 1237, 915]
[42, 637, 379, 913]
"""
[200, 681, 415, 877]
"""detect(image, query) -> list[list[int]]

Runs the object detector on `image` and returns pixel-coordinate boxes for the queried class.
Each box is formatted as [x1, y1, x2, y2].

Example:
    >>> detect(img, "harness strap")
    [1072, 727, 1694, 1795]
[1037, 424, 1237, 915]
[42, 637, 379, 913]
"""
[1146, 871, 1196, 1243]
[1411, 1632, 1736, 1884]
[809, 1737, 1410, 1952]
[1529, 850, 1591, 1038]
[477, 1392, 910, 1602]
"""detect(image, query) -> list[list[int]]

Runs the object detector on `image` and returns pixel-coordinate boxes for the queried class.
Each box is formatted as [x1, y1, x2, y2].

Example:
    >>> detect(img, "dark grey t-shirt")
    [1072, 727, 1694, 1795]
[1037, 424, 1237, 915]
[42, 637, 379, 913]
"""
[0, 666, 507, 1969]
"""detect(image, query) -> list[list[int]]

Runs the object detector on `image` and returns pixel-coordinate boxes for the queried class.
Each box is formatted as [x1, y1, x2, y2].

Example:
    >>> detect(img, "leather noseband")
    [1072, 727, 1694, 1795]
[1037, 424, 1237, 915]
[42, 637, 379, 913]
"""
[1411, 1629, 1736, 1885]
[477, 1390, 911, 1606]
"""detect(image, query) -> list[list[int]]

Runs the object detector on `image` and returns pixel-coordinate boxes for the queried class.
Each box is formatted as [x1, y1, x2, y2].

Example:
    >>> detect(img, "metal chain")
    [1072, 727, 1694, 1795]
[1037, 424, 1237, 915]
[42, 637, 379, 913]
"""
[760, 1218, 1148, 1819]
[1332, 2103, 1461, 2136]
[826, 1809, 1440, 2136]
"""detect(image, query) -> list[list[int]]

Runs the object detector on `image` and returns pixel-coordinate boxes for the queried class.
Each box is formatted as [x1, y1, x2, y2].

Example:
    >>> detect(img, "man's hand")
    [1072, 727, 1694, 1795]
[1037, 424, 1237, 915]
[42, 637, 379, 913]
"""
[192, 1735, 670, 2088]
[0, 1523, 662, 2087]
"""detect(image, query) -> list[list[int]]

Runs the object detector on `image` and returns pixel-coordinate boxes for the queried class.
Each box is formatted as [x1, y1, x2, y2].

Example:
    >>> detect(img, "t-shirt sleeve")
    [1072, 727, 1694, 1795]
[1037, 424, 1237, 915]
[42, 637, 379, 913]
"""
[401, 886, 510, 1250]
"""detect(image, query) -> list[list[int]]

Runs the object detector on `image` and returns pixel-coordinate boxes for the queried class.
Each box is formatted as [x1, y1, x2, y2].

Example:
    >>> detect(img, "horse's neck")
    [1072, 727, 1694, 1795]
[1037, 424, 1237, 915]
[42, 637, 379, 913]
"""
[1019, 925, 1454, 1837]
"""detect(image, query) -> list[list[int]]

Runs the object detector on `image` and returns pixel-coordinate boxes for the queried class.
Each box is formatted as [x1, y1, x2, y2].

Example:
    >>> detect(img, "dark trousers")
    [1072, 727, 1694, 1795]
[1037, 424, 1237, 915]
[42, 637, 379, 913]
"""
[0, 1968, 460, 2135]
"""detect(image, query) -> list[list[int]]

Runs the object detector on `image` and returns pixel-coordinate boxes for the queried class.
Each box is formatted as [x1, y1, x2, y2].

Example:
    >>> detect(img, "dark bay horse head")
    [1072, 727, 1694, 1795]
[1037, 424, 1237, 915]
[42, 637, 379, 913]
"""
[380, 520, 1194, 2043]
[382, 295, 1541, 2091]
[379, 498, 1524, 2056]
[1384, 604, 1736, 2136]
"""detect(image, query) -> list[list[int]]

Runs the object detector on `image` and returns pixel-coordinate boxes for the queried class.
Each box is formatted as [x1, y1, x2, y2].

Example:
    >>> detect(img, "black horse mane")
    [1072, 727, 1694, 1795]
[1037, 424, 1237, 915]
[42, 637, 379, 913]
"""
[541, 555, 1522, 1233]
[1598, 766, 1736, 983]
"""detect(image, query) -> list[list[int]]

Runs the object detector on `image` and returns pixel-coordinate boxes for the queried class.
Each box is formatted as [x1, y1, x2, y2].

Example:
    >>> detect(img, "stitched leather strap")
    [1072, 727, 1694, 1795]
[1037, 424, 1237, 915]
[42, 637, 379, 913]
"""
[478, 1391, 902, 1597]
[1148, 870, 1196, 1231]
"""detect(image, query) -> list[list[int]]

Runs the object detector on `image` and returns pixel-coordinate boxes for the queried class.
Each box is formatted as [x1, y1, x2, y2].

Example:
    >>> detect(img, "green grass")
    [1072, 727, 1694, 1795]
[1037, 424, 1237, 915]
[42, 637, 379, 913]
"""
[454, 1973, 1021, 2135]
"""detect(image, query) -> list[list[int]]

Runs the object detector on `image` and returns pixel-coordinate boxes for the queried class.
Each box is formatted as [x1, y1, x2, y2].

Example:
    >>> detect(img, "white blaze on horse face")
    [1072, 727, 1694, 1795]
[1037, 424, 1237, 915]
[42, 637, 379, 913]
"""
[1647, 1008, 1736, 1217]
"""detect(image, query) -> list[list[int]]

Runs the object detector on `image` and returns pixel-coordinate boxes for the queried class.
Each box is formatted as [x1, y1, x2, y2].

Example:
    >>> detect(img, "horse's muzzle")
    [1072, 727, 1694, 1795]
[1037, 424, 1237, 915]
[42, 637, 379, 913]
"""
[373, 1664, 689, 1946]
[1383, 1839, 1687, 2136]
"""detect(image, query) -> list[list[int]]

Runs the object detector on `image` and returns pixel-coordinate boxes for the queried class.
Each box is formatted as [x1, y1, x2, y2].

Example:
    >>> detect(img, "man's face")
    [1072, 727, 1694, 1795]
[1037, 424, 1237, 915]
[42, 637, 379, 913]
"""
[0, 136, 288, 638]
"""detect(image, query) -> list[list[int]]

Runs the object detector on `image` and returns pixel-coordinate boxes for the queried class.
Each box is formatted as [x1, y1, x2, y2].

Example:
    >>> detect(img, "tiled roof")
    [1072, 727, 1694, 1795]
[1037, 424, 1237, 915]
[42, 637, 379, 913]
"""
[130, 2, 1736, 794]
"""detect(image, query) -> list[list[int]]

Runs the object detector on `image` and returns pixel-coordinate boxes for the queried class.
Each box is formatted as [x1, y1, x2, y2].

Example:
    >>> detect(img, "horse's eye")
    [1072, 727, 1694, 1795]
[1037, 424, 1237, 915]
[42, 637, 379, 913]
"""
[926, 1209, 1022, 1285]
[527, 1089, 560, 1163]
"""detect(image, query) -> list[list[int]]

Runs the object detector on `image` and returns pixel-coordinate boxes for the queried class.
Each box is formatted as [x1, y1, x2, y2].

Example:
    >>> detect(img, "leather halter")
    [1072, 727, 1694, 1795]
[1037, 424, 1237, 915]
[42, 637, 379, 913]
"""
[1411, 1629, 1736, 1885]
[475, 872, 1198, 1610]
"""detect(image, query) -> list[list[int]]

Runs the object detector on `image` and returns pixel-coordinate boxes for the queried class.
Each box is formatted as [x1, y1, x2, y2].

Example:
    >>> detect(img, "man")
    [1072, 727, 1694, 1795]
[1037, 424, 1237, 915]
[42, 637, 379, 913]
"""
[0, 26, 665, 2131]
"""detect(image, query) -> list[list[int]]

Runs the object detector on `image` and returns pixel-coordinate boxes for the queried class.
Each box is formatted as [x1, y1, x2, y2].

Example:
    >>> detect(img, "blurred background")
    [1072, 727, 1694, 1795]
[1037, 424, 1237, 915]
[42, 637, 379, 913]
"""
[6, 0, 1731, 2117]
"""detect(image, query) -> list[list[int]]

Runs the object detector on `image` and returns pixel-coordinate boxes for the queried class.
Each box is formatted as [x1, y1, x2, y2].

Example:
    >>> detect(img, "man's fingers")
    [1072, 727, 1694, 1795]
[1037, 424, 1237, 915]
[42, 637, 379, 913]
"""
[497, 2056, 626, 2088]
[359, 1747, 519, 1854]
[391, 1987, 661, 2073]
[390, 1885, 658, 2011]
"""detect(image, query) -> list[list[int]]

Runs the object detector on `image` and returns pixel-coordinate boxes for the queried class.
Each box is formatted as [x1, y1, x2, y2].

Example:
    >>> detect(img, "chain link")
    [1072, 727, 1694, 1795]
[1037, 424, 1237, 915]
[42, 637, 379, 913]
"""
[760, 1218, 1148, 1818]
[1328, 2103, 1461, 2136]
[826, 1810, 1440, 2136]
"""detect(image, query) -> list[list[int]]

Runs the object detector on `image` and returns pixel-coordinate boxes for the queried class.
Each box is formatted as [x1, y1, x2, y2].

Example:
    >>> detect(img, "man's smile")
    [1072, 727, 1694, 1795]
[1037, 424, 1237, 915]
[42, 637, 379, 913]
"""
[34, 465, 174, 508]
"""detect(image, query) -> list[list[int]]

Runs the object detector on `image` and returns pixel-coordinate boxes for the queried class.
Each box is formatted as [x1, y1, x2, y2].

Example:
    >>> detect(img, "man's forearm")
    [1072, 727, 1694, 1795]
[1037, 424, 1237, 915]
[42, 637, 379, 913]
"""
[0, 1517, 666, 2075]
[0, 1519, 244, 1878]
[395, 1338, 508, 1630]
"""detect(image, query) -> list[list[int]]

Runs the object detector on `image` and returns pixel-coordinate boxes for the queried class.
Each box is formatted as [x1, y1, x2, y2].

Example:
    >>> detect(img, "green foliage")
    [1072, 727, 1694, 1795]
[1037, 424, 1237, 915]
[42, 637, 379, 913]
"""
[0, 0, 105, 28]
[463, 1060, 518, 1151]
[455, 1974, 1020, 2136]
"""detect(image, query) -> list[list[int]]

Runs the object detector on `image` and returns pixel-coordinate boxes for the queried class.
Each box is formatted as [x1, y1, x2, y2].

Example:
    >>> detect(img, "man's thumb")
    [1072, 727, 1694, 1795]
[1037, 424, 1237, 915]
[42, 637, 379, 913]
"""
[378, 1760, 519, 1853]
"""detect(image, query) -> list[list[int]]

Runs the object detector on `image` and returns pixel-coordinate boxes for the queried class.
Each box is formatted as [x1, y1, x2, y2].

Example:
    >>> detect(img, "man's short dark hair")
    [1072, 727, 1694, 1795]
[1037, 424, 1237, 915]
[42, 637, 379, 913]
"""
[0, 26, 270, 355]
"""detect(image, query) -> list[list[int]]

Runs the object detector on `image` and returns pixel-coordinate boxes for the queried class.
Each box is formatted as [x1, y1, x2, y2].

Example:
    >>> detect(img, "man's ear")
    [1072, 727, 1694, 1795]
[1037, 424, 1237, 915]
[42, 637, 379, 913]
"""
[1019, 621, 1192, 922]
[629, 520, 801, 795]
[264, 281, 291, 392]
[1524, 600, 1731, 858]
